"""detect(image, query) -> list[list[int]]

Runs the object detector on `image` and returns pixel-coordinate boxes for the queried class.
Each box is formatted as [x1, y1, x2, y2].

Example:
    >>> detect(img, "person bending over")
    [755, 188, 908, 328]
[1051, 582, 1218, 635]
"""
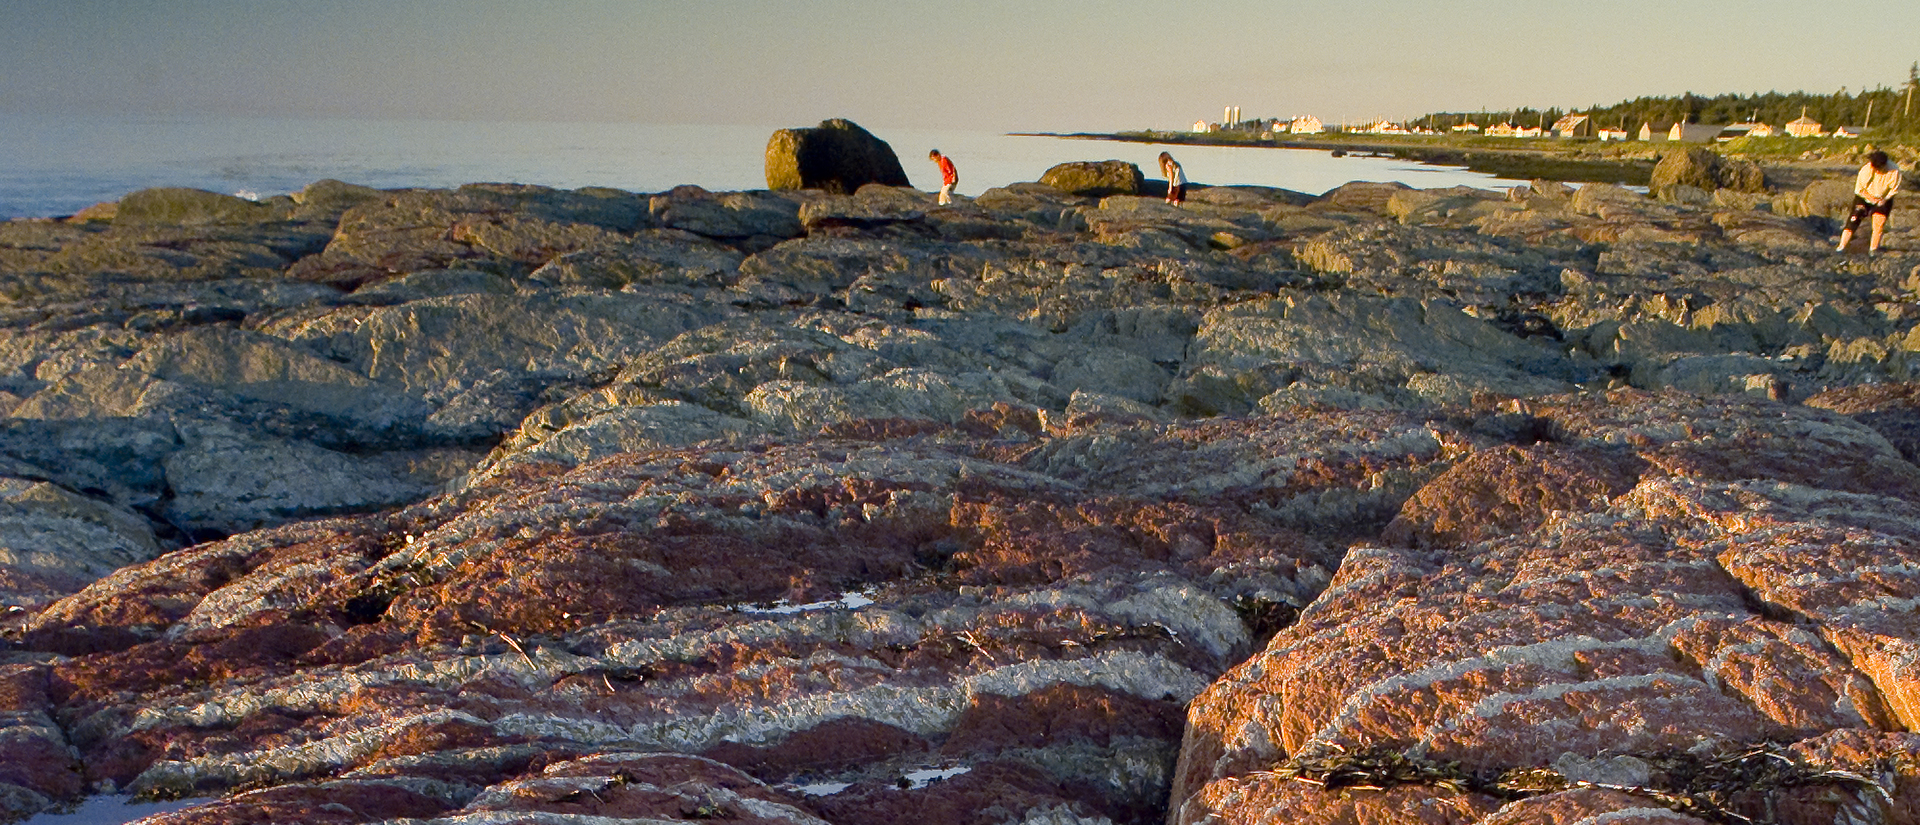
[1838, 150, 1902, 254]
[1159, 151, 1186, 206]
[929, 149, 958, 205]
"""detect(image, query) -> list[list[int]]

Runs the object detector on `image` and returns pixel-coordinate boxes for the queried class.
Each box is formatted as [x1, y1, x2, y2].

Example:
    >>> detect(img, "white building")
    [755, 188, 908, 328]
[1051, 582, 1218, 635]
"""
[1550, 114, 1594, 138]
[1670, 123, 1725, 142]
[1785, 111, 1823, 137]
[1288, 115, 1325, 134]
[1719, 122, 1774, 140]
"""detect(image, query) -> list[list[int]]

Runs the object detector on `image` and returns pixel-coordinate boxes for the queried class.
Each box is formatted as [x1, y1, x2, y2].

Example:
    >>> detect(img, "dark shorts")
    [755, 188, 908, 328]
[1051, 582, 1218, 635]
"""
[1845, 195, 1894, 231]
[1167, 183, 1186, 203]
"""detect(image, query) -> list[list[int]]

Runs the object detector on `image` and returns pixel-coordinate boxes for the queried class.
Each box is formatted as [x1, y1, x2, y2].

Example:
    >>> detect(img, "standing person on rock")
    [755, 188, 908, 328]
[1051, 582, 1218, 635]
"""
[1837, 150, 1902, 254]
[1159, 151, 1187, 206]
[929, 149, 958, 205]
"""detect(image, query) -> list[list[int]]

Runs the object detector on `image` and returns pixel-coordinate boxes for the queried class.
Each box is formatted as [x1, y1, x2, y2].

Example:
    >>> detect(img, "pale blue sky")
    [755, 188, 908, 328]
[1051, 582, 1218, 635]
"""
[3, 0, 1917, 131]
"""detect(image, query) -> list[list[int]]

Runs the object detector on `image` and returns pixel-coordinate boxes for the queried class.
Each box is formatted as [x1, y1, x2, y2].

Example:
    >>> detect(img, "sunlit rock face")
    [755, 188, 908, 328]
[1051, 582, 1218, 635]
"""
[1171, 390, 1920, 825]
[1, 168, 1919, 823]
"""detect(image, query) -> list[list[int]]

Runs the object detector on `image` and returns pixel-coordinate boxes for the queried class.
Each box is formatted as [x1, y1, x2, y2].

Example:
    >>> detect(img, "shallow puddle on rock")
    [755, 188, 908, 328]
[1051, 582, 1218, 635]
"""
[22, 796, 198, 825]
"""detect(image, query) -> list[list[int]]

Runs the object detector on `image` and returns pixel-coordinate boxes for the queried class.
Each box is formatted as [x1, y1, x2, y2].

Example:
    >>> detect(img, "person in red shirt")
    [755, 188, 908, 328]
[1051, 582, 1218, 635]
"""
[929, 149, 958, 205]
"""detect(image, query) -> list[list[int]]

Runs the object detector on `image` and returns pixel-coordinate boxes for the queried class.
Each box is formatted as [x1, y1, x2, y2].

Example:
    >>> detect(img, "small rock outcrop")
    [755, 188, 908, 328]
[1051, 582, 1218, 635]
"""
[765, 119, 912, 194]
[1039, 161, 1145, 197]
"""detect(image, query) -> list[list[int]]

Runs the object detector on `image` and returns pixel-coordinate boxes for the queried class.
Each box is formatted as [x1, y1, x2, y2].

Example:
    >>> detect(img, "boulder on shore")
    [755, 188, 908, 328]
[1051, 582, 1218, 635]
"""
[765, 119, 912, 194]
[1040, 160, 1146, 197]
[113, 187, 277, 226]
[1649, 145, 1767, 199]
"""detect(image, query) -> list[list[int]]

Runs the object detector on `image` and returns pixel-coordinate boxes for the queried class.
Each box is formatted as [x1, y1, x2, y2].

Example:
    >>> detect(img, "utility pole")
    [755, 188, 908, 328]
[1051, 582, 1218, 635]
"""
[1865, 98, 1873, 131]
[1909, 62, 1918, 119]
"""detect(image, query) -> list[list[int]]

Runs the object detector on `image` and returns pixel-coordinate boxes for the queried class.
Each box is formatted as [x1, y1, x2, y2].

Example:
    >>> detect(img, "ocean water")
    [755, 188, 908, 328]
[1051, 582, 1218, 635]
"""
[0, 114, 1533, 221]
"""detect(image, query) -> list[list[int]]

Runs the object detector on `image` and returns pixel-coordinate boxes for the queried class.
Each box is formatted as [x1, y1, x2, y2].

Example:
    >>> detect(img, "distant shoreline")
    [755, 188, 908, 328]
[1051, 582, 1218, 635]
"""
[1013, 131, 1662, 187]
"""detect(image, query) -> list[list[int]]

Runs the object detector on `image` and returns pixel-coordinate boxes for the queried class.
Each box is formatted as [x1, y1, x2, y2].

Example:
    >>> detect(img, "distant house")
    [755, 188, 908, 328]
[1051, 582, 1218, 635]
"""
[1598, 127, 1630, 141]
[1833, 126, 1864, 138]
[1359, 119, 1409, 134]
[1551, 114, 1595, 138]
[1192, 120, 1215, 134]
[1719, 122, 1774, 139]
[1516, 125, 1544, 138]
[1670, 123, 1726, 142]
[1288, 115, 1325, 134]
[1638, 121, 1675, 142]
[1450, 122, 1482, 133]
[1486, 122, 1519, 137]
[1785, 113, 1823, 137]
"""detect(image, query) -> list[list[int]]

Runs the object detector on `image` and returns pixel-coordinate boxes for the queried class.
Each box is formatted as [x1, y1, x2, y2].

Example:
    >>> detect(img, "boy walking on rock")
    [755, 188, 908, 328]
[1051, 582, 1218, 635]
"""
[929, 149, 957, 205]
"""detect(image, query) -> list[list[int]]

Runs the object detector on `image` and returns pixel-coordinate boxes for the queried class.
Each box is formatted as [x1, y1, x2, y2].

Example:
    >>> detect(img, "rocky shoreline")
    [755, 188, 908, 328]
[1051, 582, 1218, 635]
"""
[1027, 131, 1661, 187]
[1031, 130, 1891, 192]
[0, 148, 1917, 825]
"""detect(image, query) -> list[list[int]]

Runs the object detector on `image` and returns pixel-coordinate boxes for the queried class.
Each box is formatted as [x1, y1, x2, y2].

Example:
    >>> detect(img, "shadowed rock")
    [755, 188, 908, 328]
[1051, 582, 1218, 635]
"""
[765, 119, 912, 195]
[1650, 146, 1767, 200]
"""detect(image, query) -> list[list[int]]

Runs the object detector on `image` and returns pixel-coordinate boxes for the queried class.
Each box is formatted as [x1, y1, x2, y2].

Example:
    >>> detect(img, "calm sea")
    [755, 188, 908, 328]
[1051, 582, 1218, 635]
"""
[0, 114, 1533, 221]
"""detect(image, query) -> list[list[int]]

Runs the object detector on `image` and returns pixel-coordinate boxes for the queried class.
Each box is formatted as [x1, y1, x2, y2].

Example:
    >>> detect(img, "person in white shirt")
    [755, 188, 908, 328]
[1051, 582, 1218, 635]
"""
[1159, 152, 1186, 206]
[1837, 150, 1902, 254]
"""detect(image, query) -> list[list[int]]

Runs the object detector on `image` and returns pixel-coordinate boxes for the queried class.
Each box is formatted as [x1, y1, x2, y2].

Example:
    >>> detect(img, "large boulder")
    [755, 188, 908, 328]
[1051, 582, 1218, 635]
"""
[1649, 146, 1767, 199]
[765, 119, 911, 194]
[1781, 177, 1858, 219]
[1039, 161, 1145, 198]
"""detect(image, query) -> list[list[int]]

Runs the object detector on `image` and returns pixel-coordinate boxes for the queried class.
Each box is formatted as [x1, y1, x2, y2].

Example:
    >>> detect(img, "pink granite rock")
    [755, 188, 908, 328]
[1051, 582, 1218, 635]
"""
[1171, 390, 1920, 825]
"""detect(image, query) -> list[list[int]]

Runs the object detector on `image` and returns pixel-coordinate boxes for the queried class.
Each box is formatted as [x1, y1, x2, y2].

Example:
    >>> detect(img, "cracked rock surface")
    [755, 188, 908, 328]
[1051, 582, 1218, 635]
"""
[0, 170, 1918, 824]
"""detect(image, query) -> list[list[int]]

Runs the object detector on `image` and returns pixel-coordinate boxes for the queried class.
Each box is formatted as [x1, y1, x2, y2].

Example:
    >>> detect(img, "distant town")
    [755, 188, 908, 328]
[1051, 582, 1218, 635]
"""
[1194, 105, 1867, 143]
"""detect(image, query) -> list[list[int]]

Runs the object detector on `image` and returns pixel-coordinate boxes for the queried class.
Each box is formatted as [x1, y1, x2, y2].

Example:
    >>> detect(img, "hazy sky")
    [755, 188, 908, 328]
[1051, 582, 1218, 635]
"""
[4, 0, 1917, 132]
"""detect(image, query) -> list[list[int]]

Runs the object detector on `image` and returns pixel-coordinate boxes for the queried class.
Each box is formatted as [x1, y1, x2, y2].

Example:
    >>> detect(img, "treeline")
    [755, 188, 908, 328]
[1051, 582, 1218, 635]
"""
[1413, 64, 1920, 135]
